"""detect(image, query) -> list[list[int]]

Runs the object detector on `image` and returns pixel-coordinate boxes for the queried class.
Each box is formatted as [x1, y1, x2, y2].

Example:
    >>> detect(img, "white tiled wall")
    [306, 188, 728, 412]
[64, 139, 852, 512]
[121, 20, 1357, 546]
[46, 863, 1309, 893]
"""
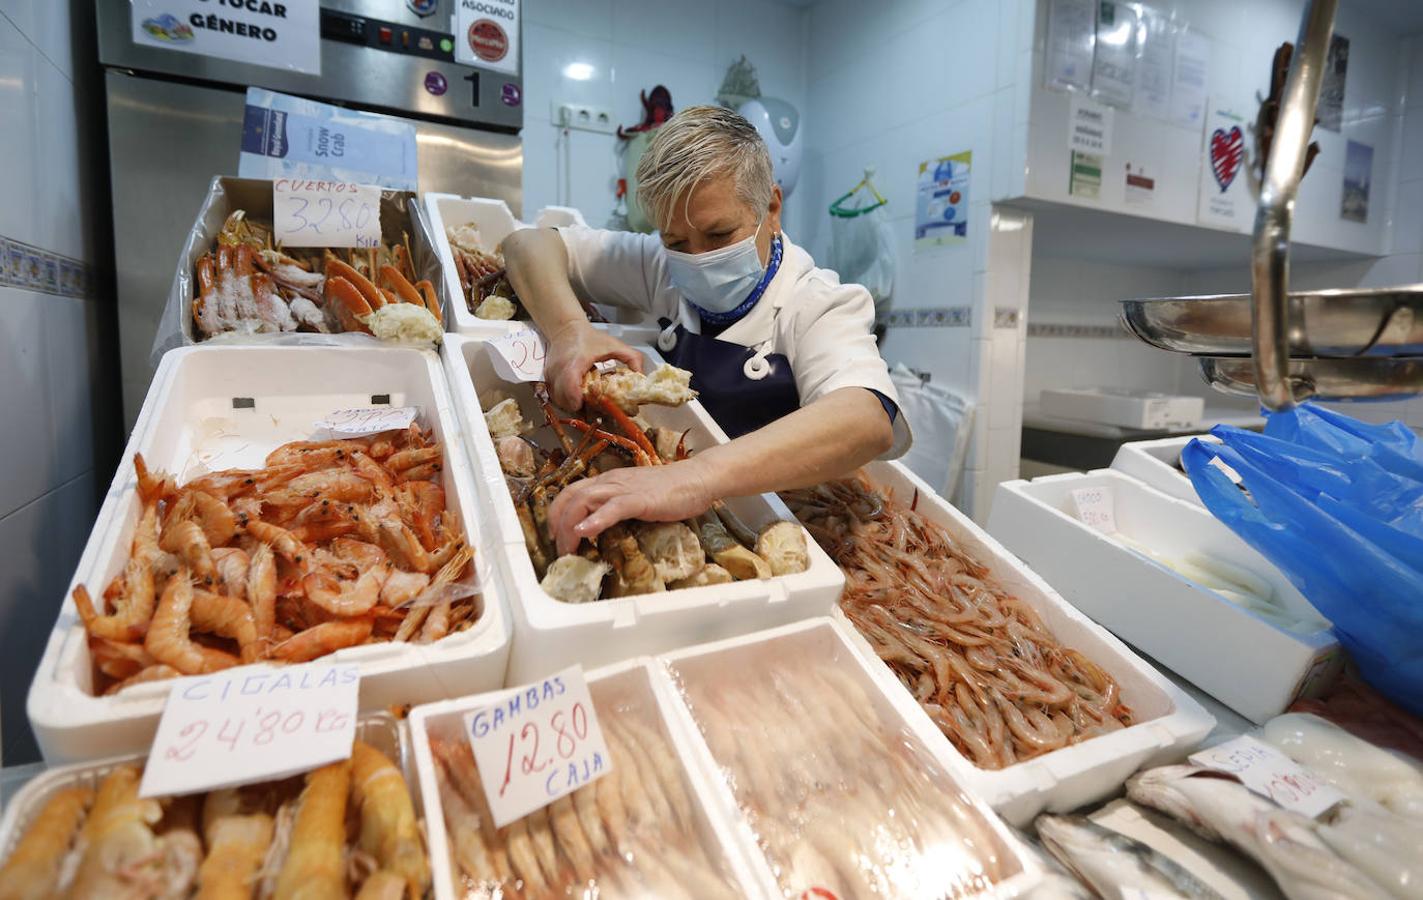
[1025, 0, 1408, 256]
[796, 0, 1037, 520]
[0, 2, 107, 763]
[520, 0, 809, 228]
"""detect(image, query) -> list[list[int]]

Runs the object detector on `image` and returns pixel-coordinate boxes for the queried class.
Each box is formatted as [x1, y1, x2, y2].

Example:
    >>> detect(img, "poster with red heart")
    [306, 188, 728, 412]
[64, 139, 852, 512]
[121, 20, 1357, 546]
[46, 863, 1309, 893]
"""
[1197, 98, 1256, 231]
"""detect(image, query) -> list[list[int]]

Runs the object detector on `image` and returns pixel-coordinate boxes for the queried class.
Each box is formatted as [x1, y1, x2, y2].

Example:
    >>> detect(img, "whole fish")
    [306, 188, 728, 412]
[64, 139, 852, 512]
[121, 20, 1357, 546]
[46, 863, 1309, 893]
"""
[1127, 765, 1391, 900]
[1036, 814, 1225, 899]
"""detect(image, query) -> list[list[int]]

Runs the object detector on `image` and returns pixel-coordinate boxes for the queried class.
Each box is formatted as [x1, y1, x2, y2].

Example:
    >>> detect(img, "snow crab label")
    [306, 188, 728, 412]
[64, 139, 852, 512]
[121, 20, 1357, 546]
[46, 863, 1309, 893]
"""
[140, 662, 360, 798]
[1189, 735, 1346, 818]
[463, 665, 612, 827]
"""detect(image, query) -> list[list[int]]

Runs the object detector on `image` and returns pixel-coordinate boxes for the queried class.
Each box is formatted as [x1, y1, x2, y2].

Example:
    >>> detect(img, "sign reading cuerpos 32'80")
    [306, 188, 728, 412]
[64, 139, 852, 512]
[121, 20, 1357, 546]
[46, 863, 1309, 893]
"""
[131, 0, 321, 76]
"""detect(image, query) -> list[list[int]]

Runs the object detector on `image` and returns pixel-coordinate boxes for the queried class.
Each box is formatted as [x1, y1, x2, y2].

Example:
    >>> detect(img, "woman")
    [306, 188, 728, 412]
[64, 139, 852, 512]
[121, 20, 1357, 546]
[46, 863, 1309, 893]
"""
[504, 105, 910, 556]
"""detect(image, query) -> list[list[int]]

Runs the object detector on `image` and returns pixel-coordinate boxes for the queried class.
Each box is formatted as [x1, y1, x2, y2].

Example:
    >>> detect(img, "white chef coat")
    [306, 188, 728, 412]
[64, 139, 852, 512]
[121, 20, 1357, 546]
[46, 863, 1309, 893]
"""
[559, 226, 912, 459]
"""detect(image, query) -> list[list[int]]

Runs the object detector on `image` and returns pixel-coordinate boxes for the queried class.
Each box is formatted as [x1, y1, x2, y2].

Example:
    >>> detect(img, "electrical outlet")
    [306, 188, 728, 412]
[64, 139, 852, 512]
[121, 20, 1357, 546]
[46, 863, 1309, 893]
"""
[555, 102, 616, 134]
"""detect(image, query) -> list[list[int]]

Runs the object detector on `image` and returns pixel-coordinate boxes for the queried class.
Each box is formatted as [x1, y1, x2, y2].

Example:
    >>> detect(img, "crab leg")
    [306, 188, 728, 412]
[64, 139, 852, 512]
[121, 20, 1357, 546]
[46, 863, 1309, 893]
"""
[415, 279, 442, 323]
[325, 277, 374, 334]
[324, 256, 386, 309]
[558, 418, 653, 466]
[378, 264, 425, 306]
[533, 382, 575, 453]
[586, 395, 660, 463]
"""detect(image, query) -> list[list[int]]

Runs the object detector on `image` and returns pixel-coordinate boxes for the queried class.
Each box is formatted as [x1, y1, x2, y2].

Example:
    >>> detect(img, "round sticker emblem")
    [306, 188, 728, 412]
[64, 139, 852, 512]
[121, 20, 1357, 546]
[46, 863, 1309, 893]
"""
[424, 71, 448, 96]
[501, 82, 522, 107]
[406, 0, 437, 16]
[468, 19, 509, 63]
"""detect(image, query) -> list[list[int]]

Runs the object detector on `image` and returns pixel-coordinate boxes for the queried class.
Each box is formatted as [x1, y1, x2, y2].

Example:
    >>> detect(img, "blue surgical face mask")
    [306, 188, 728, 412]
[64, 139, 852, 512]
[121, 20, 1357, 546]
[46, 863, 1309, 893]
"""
[663, 218, 767, 314]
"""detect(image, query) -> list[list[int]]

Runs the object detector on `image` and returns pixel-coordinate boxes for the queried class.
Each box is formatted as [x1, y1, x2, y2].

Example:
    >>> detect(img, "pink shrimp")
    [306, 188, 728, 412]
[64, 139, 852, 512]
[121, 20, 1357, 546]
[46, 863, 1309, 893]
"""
[270, 618, 374, 663]
[144, 570, 238, 675]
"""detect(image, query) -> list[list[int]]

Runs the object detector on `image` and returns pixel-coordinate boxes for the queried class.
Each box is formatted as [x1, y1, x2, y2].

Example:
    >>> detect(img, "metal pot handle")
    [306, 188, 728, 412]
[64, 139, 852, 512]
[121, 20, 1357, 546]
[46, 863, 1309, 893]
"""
[1251, 0, 1337, 410]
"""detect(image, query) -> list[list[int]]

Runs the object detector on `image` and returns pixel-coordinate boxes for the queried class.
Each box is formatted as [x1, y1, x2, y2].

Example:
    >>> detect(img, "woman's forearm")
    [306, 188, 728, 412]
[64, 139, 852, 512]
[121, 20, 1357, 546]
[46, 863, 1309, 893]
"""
[502, 228, 588, 338]
[687, 387, 894, 499]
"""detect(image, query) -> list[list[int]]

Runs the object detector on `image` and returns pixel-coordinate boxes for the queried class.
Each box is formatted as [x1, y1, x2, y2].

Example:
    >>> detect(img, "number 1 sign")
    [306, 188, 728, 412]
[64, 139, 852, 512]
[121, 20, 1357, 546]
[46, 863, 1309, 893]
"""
[464, 666, 612, 827]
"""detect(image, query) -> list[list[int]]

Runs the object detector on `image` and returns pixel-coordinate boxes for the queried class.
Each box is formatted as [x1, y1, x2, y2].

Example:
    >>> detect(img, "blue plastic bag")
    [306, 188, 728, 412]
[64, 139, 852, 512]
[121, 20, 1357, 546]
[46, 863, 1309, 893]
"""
[1183, 408, 1423, 716]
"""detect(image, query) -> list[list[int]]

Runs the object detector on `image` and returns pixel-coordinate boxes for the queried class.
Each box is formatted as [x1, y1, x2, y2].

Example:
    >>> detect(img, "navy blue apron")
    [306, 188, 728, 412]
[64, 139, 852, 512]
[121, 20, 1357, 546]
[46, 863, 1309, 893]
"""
[657, 320, 800, 439]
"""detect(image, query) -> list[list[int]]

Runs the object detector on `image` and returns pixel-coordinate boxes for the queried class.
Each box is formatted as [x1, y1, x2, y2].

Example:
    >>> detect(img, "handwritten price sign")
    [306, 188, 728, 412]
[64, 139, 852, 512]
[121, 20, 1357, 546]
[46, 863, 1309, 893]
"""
[485, 326, 548, 383]
[315, 405, 418, 437]
[140, 663, 360, 798]
[1070, 486, 1118, 534]
[464, 666, 612, 827]
[1190, 735, 1346, 818]
[272, 179, 383, 248]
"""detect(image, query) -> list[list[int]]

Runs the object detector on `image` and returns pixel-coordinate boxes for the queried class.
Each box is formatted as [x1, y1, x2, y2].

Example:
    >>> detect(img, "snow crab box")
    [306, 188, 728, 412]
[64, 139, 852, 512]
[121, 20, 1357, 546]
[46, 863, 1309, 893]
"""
[822, 462, 1217, 825]
[407, 659, 766, 899]
[655, 618, 1044, 897]
[159, 176, 436, 354]
[1110, 434, 1223, 506]
[989, 469, 1342, 725]
[423, 192, 660, 340]
[440, 334, 844, 684]
[0, 712, 411, 895]
[27, 345, 512, 763]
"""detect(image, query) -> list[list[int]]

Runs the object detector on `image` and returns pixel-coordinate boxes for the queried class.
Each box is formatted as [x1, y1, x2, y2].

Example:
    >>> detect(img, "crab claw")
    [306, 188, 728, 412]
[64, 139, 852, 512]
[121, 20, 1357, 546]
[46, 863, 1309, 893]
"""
[326, 276, 374, 334]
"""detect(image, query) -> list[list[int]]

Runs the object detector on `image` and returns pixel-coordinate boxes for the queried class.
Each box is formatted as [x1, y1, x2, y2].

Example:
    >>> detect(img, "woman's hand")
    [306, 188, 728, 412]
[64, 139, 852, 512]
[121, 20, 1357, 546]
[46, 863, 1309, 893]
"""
[545, 322, 644, 410]
[548, 459, 715, 555]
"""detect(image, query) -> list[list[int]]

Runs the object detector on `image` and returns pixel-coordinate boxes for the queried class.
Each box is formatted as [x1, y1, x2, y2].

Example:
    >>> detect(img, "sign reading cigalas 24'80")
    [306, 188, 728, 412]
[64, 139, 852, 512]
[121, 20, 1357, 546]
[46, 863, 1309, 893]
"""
[131, 0, 321, 76]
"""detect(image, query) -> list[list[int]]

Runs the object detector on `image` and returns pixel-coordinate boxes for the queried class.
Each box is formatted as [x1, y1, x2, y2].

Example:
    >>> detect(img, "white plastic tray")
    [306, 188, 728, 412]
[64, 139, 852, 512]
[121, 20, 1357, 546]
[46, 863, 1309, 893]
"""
[656, 617, 1044, 897]
[989, 469, 1342, 725]
[831, 462, 1217, 825]
[0, 712, 410, 872]
[1110, 434, 1223, 506]
[423, 193, 658, 340]
[407, 659, 766, 899]
[441, 334, 845, 684]
[27, 345, 513, 763]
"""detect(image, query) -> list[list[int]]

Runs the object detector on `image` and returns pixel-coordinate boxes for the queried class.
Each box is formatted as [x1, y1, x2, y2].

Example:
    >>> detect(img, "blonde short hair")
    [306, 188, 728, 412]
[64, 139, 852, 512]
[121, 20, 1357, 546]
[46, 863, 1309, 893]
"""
[635, 105, 774, 232]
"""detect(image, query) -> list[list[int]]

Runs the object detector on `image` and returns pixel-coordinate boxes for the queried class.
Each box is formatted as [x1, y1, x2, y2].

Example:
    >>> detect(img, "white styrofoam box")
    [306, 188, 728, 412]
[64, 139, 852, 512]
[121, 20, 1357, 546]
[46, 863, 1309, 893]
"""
[1041, 388, 1204, 431]
[841, 461, 1215, 825]
[424, 192, 661, 340]
[407, 659, 766, 900]
[989, 469, 1343, 725]
[440, 334, 844, 684]
[655, 618, 1044, 896]
[1110, 434, 1225, 506]
[27, 345, 513, 764]
[0, 713, 409, 873]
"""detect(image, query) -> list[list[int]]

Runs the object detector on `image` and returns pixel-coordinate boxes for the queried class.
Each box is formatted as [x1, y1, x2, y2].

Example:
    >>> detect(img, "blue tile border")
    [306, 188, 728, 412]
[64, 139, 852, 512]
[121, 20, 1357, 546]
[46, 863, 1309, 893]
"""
[0, 236, 91, 300]
[883, 305, 973, 329]
[1027, 322, 1129, 339]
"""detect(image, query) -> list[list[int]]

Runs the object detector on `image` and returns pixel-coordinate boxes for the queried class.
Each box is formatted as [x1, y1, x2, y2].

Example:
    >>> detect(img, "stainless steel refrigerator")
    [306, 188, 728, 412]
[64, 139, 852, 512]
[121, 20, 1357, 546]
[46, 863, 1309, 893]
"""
[97, 0, 523, 427]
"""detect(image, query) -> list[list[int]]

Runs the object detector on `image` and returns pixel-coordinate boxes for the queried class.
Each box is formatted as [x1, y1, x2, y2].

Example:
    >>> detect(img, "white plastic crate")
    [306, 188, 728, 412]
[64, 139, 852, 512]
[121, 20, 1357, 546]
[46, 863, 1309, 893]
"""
[423, 192, 659, 340]
[656, 618, 1044, 896]
[440, 334, 844, 684]
[407, 659, 766, 899]
[27, 345, 512, 763]
[1110, 434, 1223, 506]
[989, 469, 1342, 725]
[0, 712, 410, 874]
[829, 462, 1217, 825]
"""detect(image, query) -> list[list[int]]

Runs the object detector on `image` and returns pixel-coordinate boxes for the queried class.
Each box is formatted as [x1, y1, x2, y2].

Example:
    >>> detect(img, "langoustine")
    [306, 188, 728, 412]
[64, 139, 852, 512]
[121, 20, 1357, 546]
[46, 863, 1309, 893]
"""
[781, 474, 1133, 770]
[71, 424, 480, 695]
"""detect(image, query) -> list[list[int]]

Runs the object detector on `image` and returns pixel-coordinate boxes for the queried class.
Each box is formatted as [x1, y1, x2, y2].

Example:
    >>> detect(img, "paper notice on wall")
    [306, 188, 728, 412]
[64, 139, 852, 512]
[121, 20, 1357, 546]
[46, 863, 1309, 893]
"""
[1131, 8, 1174, 120]
[239, 89, 420, 191]
[1169, 30, 1210, 128]
[454, 0, 521, 76]
[1045, 0, 1095, 92]
[1318, 34, 1349, 132]
[1342, 140, 1373, 223]
[1091, 0, 1139, 108]
[915, 152, 971, 249]
[1068, 94, 1114, 156]
[1197, 99, 1254, 231]
[130, 0, 319, 75]
[1069, 151, 1103, 199]
[1124, 161, 1157, 208]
